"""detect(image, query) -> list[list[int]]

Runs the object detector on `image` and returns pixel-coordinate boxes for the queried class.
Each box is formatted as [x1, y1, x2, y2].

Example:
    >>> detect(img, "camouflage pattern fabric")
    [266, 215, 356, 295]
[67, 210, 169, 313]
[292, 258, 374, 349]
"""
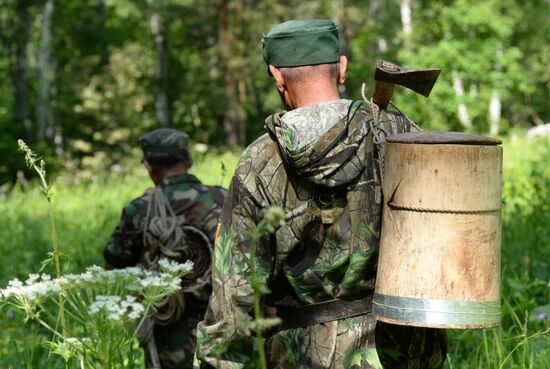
[195, 99, 447, 369]
[104, 173, 226, 369]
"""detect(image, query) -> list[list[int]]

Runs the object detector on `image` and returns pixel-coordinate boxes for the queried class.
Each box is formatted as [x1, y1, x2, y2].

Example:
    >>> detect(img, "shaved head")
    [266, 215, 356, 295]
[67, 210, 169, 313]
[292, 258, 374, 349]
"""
[278, 62, 340, 85]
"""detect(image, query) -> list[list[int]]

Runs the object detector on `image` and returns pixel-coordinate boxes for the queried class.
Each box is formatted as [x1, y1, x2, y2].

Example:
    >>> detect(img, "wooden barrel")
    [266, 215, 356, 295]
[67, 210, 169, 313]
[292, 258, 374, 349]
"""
[373, 132, 503, 329]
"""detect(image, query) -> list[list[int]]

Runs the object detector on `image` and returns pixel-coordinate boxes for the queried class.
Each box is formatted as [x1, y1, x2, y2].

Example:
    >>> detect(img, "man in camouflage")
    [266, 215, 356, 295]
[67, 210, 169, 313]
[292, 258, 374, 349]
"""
[104, 128, 226, 369]
[195, 20, 447, 369]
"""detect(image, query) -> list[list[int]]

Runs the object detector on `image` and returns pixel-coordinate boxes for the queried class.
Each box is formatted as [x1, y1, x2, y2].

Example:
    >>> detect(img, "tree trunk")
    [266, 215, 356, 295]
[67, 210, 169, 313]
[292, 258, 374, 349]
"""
[452, 71, 472, 129]
[96, 0, 109, 66]
[400, 0, 412, 35]
[218, 0, 240, 147]
[234, 0, 247, 145]
[36, 0, 55, 141]
[488, 90, 501, 135]
[488, 48, 503, 135]
[333, 0, 348, 98]
[150, 12, 171, 128]
[368, 0, 385, 55]
[400, 0, 412, 47]
[11, 0, 32, 142]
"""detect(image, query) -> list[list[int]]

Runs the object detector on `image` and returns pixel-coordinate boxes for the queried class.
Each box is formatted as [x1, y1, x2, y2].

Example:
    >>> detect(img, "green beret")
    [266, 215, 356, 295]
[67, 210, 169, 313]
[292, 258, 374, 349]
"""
[139, 128, 189, 160]
[262, 19, 340, 68]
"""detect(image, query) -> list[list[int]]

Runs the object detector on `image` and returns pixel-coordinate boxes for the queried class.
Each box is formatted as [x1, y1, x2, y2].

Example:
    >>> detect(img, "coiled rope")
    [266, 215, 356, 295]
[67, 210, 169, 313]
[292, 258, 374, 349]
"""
[138, 187, 212, 368]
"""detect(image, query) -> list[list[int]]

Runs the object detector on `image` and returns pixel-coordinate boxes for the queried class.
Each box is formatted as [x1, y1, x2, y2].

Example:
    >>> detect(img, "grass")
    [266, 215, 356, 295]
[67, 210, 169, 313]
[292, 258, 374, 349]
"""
[1, 136, 549, 368]
[0, 149, 239, 368]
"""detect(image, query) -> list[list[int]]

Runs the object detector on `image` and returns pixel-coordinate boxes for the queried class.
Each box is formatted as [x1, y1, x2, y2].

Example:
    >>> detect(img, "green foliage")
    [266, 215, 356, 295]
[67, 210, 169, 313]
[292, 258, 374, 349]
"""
[393, 0, 536, 133]
[0, 149, 237, 368]
[2, 0, 547, 184]
[0, 0, 549, 366]
[1, 140, 549, 367]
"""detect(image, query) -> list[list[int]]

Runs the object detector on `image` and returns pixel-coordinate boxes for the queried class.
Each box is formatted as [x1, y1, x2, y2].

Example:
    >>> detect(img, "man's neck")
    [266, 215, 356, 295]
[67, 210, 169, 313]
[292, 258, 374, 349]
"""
[153, 164, 188, 186]
[288, 80, 340, 109]
[164, 166, 188, 178]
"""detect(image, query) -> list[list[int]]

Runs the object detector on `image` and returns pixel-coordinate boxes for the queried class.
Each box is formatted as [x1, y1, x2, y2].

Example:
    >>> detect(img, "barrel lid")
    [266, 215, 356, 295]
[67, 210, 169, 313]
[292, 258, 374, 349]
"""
[386, 132, 502, 145]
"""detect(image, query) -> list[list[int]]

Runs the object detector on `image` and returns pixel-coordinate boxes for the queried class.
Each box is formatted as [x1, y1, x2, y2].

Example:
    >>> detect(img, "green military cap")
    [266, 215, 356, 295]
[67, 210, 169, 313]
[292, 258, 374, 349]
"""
[262, 19, 340, 68]
[139, 128, 189, 160]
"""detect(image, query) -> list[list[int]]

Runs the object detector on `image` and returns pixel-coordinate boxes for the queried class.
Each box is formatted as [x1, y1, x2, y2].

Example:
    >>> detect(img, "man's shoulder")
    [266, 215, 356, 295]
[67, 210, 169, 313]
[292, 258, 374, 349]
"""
[168, 179, 225, 205]
[201, 184, 227, 206]
[243, 133, 276, 156]
[237, 133, 282, 176]
[121, 191, 150, 219]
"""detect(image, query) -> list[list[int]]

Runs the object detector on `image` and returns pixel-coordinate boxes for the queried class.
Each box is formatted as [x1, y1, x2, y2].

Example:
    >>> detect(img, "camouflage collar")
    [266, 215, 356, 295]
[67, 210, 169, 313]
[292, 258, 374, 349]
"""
[266, 100, 372, 188]
[162, 173, 201, 186]
[280, 99, 353, 153]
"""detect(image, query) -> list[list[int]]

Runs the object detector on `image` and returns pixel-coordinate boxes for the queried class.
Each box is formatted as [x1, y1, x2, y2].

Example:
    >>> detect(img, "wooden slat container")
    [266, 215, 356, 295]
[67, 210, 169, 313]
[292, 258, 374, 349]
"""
[373, 132, 503, 329]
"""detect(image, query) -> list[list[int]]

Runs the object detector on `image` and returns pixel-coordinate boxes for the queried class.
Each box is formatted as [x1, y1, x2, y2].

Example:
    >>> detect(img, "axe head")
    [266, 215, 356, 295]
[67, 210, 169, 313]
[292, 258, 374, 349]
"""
[374, 60, 441, 97]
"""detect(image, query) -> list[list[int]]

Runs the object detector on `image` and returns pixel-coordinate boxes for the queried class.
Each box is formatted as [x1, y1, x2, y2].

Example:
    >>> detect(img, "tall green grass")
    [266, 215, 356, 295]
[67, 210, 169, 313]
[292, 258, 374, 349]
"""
[1, 137, 549, 368]
[0, 149, 239, 368]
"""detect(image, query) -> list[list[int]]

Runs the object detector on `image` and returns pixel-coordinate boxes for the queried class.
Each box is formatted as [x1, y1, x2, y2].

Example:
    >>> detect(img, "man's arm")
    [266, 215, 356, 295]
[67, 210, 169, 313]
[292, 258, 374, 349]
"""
[195, 167, 272, 369]
[104, 199, 144, 269]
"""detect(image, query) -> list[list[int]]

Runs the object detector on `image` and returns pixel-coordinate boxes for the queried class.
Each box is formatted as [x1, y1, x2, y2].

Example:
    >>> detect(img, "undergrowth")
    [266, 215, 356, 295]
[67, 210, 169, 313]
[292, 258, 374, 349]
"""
[0, 137, 548, 368]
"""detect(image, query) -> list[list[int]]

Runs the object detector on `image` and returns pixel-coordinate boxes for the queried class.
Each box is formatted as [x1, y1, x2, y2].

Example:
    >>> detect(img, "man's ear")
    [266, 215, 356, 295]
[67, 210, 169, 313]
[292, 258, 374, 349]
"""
[269, 65, 286, 93]
[144, 159, 163, 186]
[338, 55, 348, 84]
[143, 159, 153, 174]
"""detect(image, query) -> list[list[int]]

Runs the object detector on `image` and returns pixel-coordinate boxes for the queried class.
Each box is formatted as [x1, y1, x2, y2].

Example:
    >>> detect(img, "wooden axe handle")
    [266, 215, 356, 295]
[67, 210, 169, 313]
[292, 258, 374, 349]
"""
[373, 80, 395, 110]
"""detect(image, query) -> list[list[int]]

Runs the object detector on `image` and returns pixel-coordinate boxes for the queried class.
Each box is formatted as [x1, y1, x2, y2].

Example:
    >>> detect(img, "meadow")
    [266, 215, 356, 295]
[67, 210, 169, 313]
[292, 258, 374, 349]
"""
[0, 136, 549, 368]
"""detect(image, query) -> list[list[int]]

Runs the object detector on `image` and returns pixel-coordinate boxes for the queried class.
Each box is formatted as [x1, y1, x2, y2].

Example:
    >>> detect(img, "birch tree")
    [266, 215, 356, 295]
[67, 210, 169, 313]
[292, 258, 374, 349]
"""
[36, 0, 54, 141]
[218, 0, 241, 147]
[150, 11, 171, 128]
[10, 0, 33, 141]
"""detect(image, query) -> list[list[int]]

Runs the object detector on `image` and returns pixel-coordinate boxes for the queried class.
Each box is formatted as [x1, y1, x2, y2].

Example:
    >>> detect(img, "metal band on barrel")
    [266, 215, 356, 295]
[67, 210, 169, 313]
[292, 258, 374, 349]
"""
[373, 293, 501, 327]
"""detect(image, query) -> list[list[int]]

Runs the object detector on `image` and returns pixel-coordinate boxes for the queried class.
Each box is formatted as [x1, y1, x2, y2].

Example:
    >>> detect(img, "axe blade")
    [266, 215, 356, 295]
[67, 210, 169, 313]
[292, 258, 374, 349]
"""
[374, 60, 441, 97]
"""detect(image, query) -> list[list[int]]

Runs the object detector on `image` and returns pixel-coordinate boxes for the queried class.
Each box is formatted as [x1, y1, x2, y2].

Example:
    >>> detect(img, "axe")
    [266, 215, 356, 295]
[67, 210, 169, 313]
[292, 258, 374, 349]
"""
[372, 60, 441, 110]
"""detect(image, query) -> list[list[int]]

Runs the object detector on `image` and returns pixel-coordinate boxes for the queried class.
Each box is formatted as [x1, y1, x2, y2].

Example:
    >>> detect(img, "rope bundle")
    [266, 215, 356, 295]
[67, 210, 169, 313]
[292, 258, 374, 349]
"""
[140, 187, 212, 324]
[137, 187, 212, 367]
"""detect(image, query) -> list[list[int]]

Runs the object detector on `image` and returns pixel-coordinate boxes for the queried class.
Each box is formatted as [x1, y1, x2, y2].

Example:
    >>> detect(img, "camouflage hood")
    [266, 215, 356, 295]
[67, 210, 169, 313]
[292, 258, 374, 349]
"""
[266, 99, 370, 188]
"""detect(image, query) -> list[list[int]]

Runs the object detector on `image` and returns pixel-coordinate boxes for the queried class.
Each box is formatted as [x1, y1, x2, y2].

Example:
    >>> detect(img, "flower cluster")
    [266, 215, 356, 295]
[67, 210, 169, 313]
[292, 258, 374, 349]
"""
[47, 337, 91, 361]
[158, 258, 194, 276]
[0, 274, 61, 317]
[89, 295, 145, 321]
[257, 206, 286, 234]
[59, 265, 144, 290]
[0, 262, 193, 319]
[1, 274, 59, 301]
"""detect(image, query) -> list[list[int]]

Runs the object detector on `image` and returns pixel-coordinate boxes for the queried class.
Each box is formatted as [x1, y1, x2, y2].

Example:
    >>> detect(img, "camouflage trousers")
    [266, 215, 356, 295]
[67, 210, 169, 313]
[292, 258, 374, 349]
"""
[145, 299, 208, 369]
[266, 313, 447, 369]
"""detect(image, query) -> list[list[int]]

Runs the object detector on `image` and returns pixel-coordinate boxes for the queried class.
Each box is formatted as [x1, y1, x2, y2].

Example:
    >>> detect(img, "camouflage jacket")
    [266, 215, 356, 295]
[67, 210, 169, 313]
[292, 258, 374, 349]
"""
[104, 173, 226, 369]
[195, 100, 447, 369]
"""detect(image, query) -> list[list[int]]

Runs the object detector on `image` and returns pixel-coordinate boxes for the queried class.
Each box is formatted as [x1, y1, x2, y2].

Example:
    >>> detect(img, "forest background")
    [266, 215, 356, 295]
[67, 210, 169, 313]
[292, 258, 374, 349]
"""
[1, 0, 549, 183]
[0, 0, 549, 368]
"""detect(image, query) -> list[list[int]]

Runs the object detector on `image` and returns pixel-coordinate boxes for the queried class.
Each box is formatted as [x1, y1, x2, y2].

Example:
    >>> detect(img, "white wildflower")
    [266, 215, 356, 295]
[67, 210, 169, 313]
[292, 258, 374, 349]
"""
[8, 278, 23, 289]
[259, 206, 286, 233]
[89, 294, 145, 322]
[25, 274, 40, 285]
[50, 337, 86, 361]
[65, 337, 83, 347]
[1, 275, 59, 302]
[158, 258, 194, 276]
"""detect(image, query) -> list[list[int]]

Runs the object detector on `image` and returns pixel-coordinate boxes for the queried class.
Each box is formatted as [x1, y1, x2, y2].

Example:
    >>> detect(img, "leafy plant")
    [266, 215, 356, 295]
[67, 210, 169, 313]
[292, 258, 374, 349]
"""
[0, 142, 193, 368]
